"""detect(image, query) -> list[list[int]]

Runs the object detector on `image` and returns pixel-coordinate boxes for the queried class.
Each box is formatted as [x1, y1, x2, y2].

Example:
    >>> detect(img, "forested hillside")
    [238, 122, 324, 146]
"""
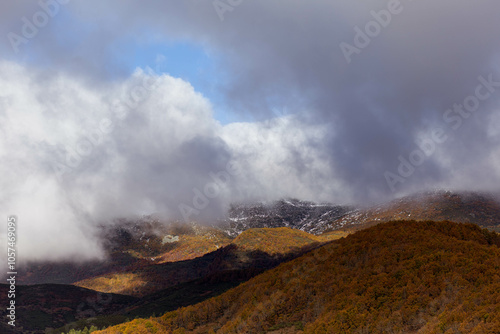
[97, 221, 500, 334]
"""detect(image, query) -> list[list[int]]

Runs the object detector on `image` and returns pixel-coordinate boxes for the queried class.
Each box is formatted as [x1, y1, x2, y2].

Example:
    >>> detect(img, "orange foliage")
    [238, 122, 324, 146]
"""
[97, 221, 500, 333]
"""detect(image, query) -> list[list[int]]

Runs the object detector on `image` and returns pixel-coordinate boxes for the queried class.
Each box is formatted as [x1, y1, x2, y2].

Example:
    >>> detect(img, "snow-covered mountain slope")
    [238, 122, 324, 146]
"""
[328, 191, 500, 231]
[217, 198, 352, 236]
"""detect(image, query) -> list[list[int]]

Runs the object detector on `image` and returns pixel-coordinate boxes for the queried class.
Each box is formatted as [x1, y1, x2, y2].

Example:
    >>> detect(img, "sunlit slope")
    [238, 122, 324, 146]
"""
[232, 227, 326, 255]
[75, 227, 333, 297]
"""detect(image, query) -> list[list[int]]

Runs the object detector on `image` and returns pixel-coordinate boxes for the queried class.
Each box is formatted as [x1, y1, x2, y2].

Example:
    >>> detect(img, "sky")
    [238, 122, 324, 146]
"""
[1, 0, 500, 262]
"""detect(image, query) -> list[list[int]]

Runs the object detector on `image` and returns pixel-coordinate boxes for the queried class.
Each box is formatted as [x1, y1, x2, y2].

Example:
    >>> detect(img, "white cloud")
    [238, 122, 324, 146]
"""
[222, 116, 348, 203]
[0, 61, 342, 262]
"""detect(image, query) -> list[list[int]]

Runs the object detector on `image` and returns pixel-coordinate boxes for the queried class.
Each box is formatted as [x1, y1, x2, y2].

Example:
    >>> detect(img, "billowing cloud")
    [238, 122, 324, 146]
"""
[1, 0, 500, 261]
[0, 60, 337, 262]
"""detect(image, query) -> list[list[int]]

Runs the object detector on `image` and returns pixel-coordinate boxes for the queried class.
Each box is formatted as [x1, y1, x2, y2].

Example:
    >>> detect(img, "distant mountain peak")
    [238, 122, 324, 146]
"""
[219, 198, 352, 236]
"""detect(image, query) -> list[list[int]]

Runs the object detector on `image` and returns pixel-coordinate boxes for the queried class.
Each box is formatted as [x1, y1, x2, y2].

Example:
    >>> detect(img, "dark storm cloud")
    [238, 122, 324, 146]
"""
[3, 1, 500, 196]
[56, 0, 500, 200]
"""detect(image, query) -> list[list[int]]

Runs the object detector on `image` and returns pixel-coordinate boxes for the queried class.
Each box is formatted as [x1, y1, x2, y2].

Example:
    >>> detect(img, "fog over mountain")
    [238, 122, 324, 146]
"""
[1, 0, 500, 262]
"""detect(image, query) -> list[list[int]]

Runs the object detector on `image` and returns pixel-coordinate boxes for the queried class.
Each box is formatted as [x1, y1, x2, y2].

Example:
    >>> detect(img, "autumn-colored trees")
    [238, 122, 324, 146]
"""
[97, 221, 500, 334]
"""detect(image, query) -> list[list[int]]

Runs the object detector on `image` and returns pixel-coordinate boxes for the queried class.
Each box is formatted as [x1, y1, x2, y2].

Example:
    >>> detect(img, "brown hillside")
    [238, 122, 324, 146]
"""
[97, 220, 500, 334]
[231, 227, 322, 255]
